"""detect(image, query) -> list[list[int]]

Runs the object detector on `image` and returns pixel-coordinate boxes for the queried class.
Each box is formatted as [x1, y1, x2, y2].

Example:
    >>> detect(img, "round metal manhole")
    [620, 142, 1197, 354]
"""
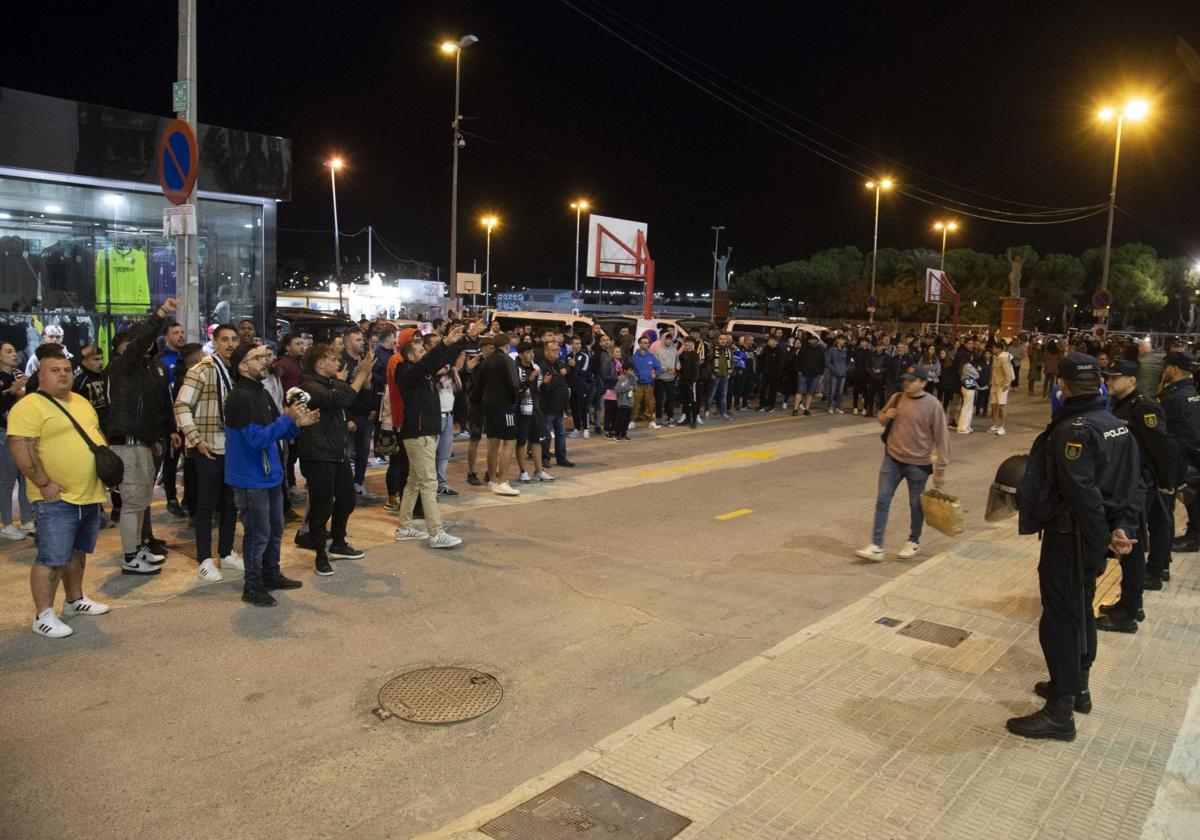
[378, 667, 503, 724]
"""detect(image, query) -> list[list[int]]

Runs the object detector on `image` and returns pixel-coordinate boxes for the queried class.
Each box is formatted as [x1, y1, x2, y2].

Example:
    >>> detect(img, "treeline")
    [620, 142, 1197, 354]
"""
[729, 243, 1196, 331]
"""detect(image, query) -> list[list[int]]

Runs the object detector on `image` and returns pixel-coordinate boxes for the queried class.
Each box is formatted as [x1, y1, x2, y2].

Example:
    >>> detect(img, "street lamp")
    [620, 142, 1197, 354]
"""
[324, 157, 345, 314]
[481, 215, 498, 323]
[442, 34, 479, 303]
[710, 225, 725, 319]
[570, 199, 590, 295]
[932, 220, 958, 333]
[865, 178, 894, 324]
[1096, 98, 1149, 294]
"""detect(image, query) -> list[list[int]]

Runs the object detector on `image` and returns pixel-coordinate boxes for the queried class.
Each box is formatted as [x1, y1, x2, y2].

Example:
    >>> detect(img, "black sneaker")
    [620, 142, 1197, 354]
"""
[1144, 575, 1164, 591]
[328, 543, 365, 560]
[437, 486, 459, 496]
[1160, 569, 1171, 582]
[263, 574, 303, 591]
[556, 459, 575, 468]
[241, 588, 277, 607]
[294, 531, 318, 551]
[165, 500, 186, 518]
[315, 556, 334, 576]
[146, 537, 169, 554]
[466, 472, 482, 486]
[1171, 536, 1199, 552]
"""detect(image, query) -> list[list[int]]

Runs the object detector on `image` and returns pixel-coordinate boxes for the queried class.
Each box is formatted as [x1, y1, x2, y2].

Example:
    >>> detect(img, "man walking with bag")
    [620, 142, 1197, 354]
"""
[855, 363, 951, 562]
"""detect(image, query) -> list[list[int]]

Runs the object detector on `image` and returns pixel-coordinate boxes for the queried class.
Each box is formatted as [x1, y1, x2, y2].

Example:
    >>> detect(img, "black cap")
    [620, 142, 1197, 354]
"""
[1165, 351, 1196, 371]
[1058, 353, 1102, 383]
[229, 343, 254, 371]
[1103, 359, 1139, 377]
[516, 340, 534, 354]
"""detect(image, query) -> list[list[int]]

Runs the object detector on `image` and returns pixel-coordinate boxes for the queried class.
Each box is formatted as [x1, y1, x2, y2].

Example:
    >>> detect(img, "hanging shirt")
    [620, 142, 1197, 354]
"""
[95, 247, 150, 314]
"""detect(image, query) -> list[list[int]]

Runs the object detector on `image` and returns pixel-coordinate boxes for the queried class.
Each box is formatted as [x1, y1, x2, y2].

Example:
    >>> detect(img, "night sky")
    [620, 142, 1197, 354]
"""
[4, 1, 1199, 292]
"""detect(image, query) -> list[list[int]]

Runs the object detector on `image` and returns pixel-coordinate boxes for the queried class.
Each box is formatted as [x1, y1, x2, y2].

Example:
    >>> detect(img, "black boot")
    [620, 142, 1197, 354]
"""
[1099, 602, 1144, 621]
[1143, 574, 1164, 591]
[1096, 604, 1139, 633]
[1007, 693, 1077, 740]
[1171, 535, 1198, 552]
[1033, 681, 1092, 713]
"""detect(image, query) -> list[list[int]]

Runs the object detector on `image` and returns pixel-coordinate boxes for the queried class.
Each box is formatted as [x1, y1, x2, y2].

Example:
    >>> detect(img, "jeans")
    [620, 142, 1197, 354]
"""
[654, 379, 676, 421]
[436, 413, 455, 488]
[160, 433, 181, 501]
[234, 485, 283, 589]
[589, 387, 605, 433]
[301, 459, 356, 556]
[192, 451, 236, 563]
[871, 455, 930, 547]
[707, 376, 729, 415]
[400, 436, 442, 532]
[0, 427, 32, 525]
[827, 374, 846, 408]
[542, 413, 567, 464]
[32, 500, 103, 566]
[349, 414, 373, 485]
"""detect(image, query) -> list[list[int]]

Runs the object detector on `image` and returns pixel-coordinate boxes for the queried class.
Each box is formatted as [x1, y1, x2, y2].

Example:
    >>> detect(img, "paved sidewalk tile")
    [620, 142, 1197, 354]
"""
[434, 524, 1200, 839]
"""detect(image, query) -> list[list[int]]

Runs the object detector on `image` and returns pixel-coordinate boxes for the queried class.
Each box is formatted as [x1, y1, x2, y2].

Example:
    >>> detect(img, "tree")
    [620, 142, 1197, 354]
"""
[729, 267, 773, 316]
[1025, 253, 1085, 329]
[1082, 243, 1167, 328]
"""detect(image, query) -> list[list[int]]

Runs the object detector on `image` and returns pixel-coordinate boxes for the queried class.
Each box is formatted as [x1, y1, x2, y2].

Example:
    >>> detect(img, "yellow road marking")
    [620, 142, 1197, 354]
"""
[637, 450, 775, 479]
[715, 508, 752, 521]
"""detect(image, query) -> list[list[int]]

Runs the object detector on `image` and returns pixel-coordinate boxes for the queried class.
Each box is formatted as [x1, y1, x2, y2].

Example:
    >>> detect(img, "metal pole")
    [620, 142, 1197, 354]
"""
[935, 225, 947, 333]
[869, 186, 880, 325]
[484, 226, 492, 324]
[573, 205, 582, 294]
[448, 49, 462, 301]
[330, 165, 343, 314]
[710, 225, 724, 319]
[1099, 115, 1124, 292]
[175, 0, 198, 342]
[367, 224, 372, 279]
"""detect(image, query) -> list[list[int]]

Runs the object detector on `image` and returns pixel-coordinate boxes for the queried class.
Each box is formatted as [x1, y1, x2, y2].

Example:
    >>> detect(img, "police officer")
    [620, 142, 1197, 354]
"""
[1008, 354, 1140, 741]
[1160, 351, 1200, 561]
[1096, 359, 1175, 632]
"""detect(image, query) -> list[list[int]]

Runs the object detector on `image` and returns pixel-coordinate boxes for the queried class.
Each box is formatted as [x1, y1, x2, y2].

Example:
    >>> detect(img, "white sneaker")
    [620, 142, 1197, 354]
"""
[518, 470, 531, 483]
[357, 485, 378, 499]
[491, 481, 520, 497]
[428, 530, 463, 549]
[222, 551, 245, 571]
[582, 429, 590, 439]
[536, 470, 555, 481]
[62, 596, 110, 617]
[395, 525, 430, 541]
[0, 524, 26, 540]
[995, 427, 1007, 436]
[197, 557, 224, 582]
[122, 549, 162, 576]
[410, 519, 455, 532]
[139, 541, 167, 561]
[854, 544, 885, 562]
[696, 416, 705, 425]
[32, 608, 73, 638]
[19, 521, 36, 534]
[649, 421, 661, 430]
[568, 430, 583, 438]
[988, 425, 998, 432]
[956, 427, 973, 435]
[898, 541, 921, 559]
[628, 421, 637, 430]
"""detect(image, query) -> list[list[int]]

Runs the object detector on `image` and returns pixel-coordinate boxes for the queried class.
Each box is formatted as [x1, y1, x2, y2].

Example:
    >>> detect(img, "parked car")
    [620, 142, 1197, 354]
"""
[276, 307, 356, 345]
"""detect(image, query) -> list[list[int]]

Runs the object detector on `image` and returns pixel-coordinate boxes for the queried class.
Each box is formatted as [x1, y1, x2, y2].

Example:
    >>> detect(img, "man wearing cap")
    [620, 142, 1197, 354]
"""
[1007, 354, 1141, 741]
[25, 324, 71, 377]
[1159, 351, 1200, 558]
[1097, 359, 1175, 632]
[854, 363, 950, 563]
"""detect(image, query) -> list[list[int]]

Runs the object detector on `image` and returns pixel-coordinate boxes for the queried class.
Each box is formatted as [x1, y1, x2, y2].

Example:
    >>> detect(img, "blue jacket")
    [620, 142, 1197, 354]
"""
[630, 349, 661, 385]
[825, 345, 850, 377]
[224, 377, 300, 489]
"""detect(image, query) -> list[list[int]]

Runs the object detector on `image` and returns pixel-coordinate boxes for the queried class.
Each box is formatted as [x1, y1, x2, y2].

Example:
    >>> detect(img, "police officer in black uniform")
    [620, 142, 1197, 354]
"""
[1160, 351, 1200, 562]
[1096, 359, 1175, 631]
[1008, 354, 1141, 741]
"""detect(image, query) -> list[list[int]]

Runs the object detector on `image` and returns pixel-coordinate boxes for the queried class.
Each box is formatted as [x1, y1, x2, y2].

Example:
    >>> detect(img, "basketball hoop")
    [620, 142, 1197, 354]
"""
[587, 214, 655, 319]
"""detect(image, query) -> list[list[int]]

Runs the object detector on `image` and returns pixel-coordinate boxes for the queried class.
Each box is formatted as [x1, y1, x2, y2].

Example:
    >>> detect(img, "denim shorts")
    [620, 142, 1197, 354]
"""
[798, 375, 821, 395]
[33, 501, 103, 567]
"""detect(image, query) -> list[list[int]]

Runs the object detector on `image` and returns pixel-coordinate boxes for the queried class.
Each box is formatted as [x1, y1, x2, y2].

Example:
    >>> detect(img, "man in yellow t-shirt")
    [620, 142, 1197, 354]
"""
[7, 351, 111, 639]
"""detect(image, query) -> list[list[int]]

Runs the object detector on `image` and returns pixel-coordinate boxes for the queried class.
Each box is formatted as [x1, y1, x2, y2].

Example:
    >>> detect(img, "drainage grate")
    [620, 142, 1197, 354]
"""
[481, 772, 690, 839]
[897, 619, 971, 648]
[377, 667, 502, 724]
[170, 540, 198, 561]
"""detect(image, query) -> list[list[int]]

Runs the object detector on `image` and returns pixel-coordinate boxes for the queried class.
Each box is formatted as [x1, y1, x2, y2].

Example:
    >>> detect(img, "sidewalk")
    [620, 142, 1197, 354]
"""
[424, 523, 1200, 840]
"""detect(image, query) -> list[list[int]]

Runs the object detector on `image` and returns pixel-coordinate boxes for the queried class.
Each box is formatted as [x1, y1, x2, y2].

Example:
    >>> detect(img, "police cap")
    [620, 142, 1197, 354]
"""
[1164, 351, 1195, 372]
[1102, 359, 1139, 378]
[1058, 353, 1102, 384]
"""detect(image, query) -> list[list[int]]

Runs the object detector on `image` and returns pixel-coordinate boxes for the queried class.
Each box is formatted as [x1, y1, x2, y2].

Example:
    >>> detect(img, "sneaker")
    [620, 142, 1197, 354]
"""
[582, 429, 591, 439]
[0, 524, 26, 540]
[315, 556, 334, 576]
[898, 541, 921, 559]
[792, 409, 799, 416]
[222, 551, 245, 571]
[628, 421, 636, 430]
[429, 530, 463, 549]
[197, 557, 224, 582]
[568, 430, 583, 438]
[696, 416, 705, 425]
[803, 408, 811, 416]
[165, 500, 186, 518]
[328, 543, 365, 560]
[536, 470, 555, 481]
[262, 575, 303, 590]
[995, 427, 1007, 436]
[491, 481, 520, 497]
[466, 472, 483, 487]
[287, 486, 307, 503]
[122, 549, 163, 575]
[138, 541, 167, 563]
[455, 430, 471, 440]
[956, 427, 973, 435]
[18, 520, 35, 534]
[649, 421, 661, 430]
[690, 421, 698, 429]
[395, 526, 430, 541]
[988, 425, 999, 432]
[32, 608, 73, 638]
[384, 492, 401, 510]
[357, 485, 378, 500]
[241, 588, 277, 607]
[293, 531, 319, 551]
[556, 459, 575, 468]
[519, 471, 531, 483]
[437, 486, 459, 496]
[62, 596, 110, 617]
[834, 407, 845, 415]
[854, 544, 885, 562]
[603, 432, 614, 439]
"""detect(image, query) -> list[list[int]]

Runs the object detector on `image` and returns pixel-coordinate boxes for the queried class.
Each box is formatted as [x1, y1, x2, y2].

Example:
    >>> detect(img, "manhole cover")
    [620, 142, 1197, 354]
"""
[170, 540, 198, 560]
[897, 619, 971, 648]
[377, 667, 502, 724]
[481, 772, 690, 839]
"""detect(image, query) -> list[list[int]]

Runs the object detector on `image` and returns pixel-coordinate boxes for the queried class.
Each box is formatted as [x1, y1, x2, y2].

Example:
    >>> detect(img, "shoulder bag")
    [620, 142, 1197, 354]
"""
[38, 392, 125, 488]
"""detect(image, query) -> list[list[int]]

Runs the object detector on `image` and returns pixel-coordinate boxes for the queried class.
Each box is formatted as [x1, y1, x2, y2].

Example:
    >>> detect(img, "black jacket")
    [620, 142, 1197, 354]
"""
[395, 339, 464, 439]
[106, 312, 166, 445]
[539, 353, 570, 414]
[1159, 378, 1200, 470]
[594, 347, 618, 391]
[480, 350, 520, 413]
[757, 343, 784, 380]
[796, 344, 826, 377]
[678, 349, 700, 383]
[296, 371, 358, 462]
[1112, 389, 1177, 489]
[342, 351, 376, 418]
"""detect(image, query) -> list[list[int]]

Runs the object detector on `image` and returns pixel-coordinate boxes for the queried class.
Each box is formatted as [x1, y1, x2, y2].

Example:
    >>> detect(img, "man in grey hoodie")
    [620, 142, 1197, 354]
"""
[653, 333, 679, 426]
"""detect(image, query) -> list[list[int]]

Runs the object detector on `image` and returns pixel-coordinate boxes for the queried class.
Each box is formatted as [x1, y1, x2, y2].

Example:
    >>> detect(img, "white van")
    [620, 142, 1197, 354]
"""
[492, 310, 597, 343]
[725, 318, 823, 346]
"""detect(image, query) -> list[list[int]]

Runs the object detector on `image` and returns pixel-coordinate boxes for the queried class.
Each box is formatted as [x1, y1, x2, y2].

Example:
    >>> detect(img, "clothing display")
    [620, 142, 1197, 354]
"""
[0, 235, 41, 309]
[149, 246, 176, 308]
[41, 240, 96, 308]
[95, 245, 150, 314]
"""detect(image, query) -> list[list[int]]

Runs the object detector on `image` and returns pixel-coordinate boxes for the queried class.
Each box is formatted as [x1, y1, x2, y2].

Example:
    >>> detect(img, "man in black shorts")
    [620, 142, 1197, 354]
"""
[480, 334, 520, 496]
[465, 338, 493, 486]
[514, 341, 555, 483]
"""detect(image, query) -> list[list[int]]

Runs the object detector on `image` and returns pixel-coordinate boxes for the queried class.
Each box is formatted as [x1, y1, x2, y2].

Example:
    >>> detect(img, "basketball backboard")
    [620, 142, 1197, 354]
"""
[586, 215, 649, 279]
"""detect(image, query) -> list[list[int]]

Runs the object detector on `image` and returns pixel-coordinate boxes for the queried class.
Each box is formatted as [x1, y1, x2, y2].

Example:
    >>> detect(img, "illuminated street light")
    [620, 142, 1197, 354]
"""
[931, 220, 959, 333]
[865, 178, 895, 324]
[570, 199, 590, 294]
[1096, 97, 1150, 300]
[481, 215, 499, 322]
[443, 34, 479, 300]
[323, 157, 346, 312]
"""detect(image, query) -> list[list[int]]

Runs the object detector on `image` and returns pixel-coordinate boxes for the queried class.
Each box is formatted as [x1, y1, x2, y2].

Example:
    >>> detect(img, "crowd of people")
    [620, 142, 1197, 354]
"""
[2, 305, 1197, 649]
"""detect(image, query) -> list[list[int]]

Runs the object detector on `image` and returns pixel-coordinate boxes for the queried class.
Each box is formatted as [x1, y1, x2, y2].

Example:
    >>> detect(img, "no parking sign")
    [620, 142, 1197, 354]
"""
[158, 119, 198, 205]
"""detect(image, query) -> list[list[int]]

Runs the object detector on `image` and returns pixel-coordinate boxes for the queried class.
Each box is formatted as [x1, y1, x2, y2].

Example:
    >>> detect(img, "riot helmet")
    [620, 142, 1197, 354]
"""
[986, 454, 1028, 522]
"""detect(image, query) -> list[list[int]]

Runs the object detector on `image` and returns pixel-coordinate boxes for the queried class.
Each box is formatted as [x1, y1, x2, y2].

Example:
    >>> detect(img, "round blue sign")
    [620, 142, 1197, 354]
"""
[158, 119, 199, 205]
[1091, 289, 1113, 309]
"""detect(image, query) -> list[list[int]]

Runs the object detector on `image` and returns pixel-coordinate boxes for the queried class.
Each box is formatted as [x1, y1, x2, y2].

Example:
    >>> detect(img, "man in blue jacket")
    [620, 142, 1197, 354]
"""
[225, 343, 320, 606]
[630, 334, 662, 427]
[825, 335, 850, 414]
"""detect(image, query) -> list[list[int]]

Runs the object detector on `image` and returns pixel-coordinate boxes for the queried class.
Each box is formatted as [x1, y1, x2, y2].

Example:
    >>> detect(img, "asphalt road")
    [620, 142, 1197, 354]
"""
[0, 394, 1047, 839]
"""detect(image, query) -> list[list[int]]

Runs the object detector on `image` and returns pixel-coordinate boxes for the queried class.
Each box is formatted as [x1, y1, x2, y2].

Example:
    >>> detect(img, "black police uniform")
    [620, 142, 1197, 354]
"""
[1159, 376, 1200, 554]
[1012, 374, 1140, 739]
[1105, 386, 1175, 617]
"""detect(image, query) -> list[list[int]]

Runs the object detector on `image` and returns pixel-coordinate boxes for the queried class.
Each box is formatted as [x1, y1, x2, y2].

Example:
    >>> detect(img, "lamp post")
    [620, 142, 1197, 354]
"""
[1096, 99, 1148, 292]
[441, 34, 479, 304]
[324, 157, 345, 314]
[865, 178, 893, 324]
[932, 220, 958, 333]
[710, 225, 725, 319]
[481, 215, 498, 323]
[570, 199, 590, 295]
